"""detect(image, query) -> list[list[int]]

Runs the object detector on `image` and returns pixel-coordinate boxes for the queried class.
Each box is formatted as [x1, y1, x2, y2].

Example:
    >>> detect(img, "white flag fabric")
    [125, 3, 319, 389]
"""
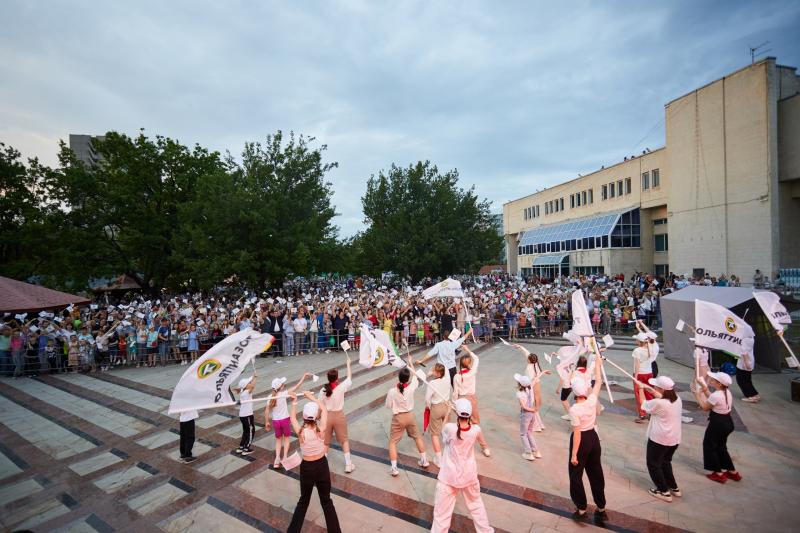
[422, 278, 464, 299]
[753, 291, 791, 332]
[358, 326, 405, 369]
[694, 300, 754, 356]
[168, 328, 274, 414]
[570, 290, 594, 337]
[372, 329, 406, 368]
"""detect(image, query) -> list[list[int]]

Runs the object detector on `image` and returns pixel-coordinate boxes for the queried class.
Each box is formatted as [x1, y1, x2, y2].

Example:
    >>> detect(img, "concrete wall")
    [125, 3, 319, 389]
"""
[779, 94, 800, 267]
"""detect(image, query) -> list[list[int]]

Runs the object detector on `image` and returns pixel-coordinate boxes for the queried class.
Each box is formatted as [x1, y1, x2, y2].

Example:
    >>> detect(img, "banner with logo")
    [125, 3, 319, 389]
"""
[753, 291, 791, 332]
[570, 289, 594, 337]
[358, 326, 406, 369]
[168, 328, 274, 414]
[694, 299, 754, 356]
[372, 329, 406, 368]
[422, 278, 464, 299]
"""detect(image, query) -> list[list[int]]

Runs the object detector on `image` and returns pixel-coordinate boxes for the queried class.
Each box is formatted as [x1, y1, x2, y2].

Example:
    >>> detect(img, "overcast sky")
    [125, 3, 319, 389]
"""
[2, 1, 799, 236]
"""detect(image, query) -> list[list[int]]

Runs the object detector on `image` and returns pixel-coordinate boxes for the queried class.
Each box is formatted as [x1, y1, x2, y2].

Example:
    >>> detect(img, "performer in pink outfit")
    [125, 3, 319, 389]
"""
[431, 398, 493, 533]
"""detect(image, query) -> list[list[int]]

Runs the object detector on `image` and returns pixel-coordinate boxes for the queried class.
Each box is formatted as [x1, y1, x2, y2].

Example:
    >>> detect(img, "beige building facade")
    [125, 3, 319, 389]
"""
[504, 58, 800, 282]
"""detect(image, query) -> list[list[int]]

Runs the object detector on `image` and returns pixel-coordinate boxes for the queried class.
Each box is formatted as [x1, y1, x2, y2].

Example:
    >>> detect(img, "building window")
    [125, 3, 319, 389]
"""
[576, 193, 581, 207]
[642, 171, 650, 190]
[625, 177, 631, 194]
[588, 189, 593, 203]
[654, 233, 669, 252]
[609, 183, 616, 198]
[610, 208, 641, 248]
[570, 195, 575, 209]
[617, 180, 623, 196]
[559, 198, 564, 211]
[652, 168, 660, 188]
[653, 218, 667, 225]
[581, 191, 587, 205]
[524, 208, 528, 220]
[601, 185, 608, 200]
[654, 264, 669, 276]
[535, 205, 539, 217]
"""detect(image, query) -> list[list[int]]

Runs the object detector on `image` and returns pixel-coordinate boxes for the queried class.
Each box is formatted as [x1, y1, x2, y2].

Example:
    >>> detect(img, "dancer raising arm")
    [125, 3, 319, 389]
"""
[425, 363, 452, 467]
[452, 345, 481, 424]
[265, 372, 313, 469]
[385, 356, 430, 476]
[319, 352, 356, 473]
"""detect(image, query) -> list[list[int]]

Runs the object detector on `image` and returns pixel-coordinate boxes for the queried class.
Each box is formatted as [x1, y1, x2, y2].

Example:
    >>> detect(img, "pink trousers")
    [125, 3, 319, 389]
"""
[431, 480, 494, 533]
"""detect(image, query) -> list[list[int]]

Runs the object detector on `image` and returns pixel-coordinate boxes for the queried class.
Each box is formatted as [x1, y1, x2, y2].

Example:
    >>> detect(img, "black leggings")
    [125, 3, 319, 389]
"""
[703, 411, 735, 472]
[288, 456, 341, 533]
[239, 415, 254, 449]
[179, 420, 195, 458]
[646, 439, 678, 492]
[568, 429, 606, 511]
[736, 369, 758, 398]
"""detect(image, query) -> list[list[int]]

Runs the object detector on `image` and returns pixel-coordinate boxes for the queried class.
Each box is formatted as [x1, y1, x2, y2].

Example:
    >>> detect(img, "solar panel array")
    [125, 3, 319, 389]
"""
[519, 212, 623, 247]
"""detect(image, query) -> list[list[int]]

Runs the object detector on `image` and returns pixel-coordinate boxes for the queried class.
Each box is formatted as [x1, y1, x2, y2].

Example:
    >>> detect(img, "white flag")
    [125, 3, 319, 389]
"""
[753, 292, 791, 332]
[358, 326, 404, 369]
[422, 278, 464, 299]
[570, 290, 594, 337]
[694, 300, 754, 356]
[372, 329, 406, 368]
[168, 328, 274, 414]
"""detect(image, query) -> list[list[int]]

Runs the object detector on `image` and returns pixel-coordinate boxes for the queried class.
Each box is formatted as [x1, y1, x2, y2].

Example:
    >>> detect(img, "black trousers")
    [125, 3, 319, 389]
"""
[179, 420, 195, 458]
[568, 429, 606, 511]
[288, 457, 341, 533]
[703, 411, 735, 472]
[646, 439, 678, 492]
[448, 366, 457, 386]
[736, 369, 758, 398]
[239, 415, 255, 449]
[651, 360, 659, 378]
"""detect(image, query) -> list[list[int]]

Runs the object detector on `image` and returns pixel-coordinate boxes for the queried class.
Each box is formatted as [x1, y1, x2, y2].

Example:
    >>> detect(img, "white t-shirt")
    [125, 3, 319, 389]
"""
[736, 352, 754, 372]
[642, 397, 682, 446]
[385, 375, 419, 414]
[632, 347, 653, 374]
[438, 423, 482, 488]
[695, 347, 710, 368]
[425, 376, 451, 407]
[271, 393, 290, 420]
[293, 317, 307, 333]
[318, 377, 352, 411]
[516, 388, 534, 412]
[707, 389, 732, 415]
[569, 393, 598, 431]
[240, 389, 254, 417]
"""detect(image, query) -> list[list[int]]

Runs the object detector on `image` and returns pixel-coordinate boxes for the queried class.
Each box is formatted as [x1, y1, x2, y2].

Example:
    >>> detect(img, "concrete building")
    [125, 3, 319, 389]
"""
[68, 134, 104, 167]
[503, 58, 800, 282]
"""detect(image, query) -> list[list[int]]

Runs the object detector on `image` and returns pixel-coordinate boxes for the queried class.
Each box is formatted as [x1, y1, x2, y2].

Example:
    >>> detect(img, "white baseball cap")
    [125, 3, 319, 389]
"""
[648, 376, 675, 390]
[514, 373, 531, 387]
[448, 328, 461, 341]
[271, 377, 287, 390]
[454, 398, 472, 418]
[302, 402, 319, 420]
[645, 331, 658, 340]
[238, 377, 252, 390]
[707, 371, 732, 387]
[632, 332, 648, 343]
[571, 378, 591, 397]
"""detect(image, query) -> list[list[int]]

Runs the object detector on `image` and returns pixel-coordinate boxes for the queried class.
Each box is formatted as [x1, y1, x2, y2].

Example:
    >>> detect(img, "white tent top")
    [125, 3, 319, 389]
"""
[661, 286, 766, 308]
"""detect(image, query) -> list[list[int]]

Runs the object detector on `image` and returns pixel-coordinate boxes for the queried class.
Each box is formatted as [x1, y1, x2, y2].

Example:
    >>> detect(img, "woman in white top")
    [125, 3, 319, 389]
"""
[512, 344, 551, 431]
[637, 376, 682, 502]
[287, 391, 341, 533]
[265, 373, 311, 469]
[735, 352, 760, 403]
[425, 363, 452, 466]
[431, 398, 494, 533]
[567, 355, 607, 523]
[319, 353, 355, 473]
[234, 376, 256, 455]
[693, 371, 742, 484]
[632, 332, 655, 423]
[385, 357, 429, 476]
[515, 374, 541, 460]
[452, 346, 480, 424]
[636, 320, 660, 377]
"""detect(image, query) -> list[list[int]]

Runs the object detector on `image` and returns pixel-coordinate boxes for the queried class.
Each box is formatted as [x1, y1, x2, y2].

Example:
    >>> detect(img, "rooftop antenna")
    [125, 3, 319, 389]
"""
[749, 41, 771, 64]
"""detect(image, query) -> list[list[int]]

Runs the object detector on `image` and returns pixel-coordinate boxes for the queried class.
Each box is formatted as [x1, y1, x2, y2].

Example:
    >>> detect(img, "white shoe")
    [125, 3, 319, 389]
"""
[390, 466, 399, 477]
[482, 447, 491, 457]
[418, 458, 430, 468]
[345, 463, 355, 474]
[561, 414, 571, 420]
[522, 452, 534, 461]
[433, 456, 440, 467]
[533, 450, 543, 459]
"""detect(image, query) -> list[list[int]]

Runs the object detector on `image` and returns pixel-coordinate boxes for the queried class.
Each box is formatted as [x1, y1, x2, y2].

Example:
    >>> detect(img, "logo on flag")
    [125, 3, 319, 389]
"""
[197, 359, 221, 379]
[724, 317, 737, 334]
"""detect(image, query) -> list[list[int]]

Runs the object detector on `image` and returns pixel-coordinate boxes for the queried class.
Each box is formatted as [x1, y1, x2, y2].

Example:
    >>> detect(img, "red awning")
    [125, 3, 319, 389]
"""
[0, 276, 91, 313]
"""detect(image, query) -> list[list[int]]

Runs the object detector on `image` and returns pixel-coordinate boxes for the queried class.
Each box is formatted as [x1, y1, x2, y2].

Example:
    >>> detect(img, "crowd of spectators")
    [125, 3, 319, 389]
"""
[0, 270, 742, 377]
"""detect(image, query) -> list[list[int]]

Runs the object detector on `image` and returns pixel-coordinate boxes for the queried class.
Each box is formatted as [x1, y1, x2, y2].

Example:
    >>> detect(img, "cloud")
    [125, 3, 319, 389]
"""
[1, 0, 798, 236]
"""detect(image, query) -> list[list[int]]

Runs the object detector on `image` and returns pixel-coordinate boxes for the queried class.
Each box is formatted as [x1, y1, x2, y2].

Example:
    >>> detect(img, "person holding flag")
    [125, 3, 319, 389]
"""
[632, 332, 655, 423]
[385, 356, 429, 476]
[425, 363, 452, 466]
[692, 371, 742, 484]
[736, 352, 760, 403]
[319, 352, 356, 473]
[452, 344, 481, 424]
[417, 328, 471, 385]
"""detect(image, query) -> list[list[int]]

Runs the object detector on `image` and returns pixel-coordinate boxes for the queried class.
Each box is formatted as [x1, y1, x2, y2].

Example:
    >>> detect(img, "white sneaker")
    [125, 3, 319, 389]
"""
[418, 458, 430, 468]
[390, 466, 399, 477]
[522, 452, 534, 461]
[433, 456, 440, 467]
[561, 414, 571, 420]
[533, 450, 543, 459]
[345, 463, 355, 474]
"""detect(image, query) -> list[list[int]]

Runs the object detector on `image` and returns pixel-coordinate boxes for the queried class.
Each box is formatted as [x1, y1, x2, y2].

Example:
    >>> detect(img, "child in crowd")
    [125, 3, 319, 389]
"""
[234, 376, 257, 455]
[127, 331, 137, 365]
[515, 373, 541, 460]
[187, 324, 199, 362]
[266, 373, 312, 469]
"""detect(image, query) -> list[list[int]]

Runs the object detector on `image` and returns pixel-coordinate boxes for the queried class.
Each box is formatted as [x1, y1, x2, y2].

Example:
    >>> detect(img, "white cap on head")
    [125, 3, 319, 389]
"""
[632, 332, 648, 343]
[271, 377, 287, 390]
[455, 398, 472, 418]
[645, 331, 657, 340]
[302, 402, 319, 421]
[707, 371, 732, 387]
[571, 378, 591, 397]
[514, 373, 531, 387]
[648, 376, 675, 390]
[448, 329, 461, 341]
[238, 377, 252, 390]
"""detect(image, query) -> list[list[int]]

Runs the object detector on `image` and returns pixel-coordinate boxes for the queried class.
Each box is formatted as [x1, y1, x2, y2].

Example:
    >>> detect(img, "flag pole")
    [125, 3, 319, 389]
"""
[778, 332, 800, 368]
[587, 336, 613, 403]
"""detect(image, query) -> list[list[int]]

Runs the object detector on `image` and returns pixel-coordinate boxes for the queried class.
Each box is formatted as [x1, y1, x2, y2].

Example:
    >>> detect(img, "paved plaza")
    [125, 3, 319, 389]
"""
[1, 340, 799, 532]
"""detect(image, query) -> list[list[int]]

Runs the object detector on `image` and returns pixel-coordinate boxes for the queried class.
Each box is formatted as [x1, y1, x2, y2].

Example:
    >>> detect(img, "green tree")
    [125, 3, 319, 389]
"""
[359, 161, 501, 278]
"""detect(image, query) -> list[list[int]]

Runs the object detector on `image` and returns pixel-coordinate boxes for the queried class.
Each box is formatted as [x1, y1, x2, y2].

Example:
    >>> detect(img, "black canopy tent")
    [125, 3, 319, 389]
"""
[660, 286, 783, 372]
